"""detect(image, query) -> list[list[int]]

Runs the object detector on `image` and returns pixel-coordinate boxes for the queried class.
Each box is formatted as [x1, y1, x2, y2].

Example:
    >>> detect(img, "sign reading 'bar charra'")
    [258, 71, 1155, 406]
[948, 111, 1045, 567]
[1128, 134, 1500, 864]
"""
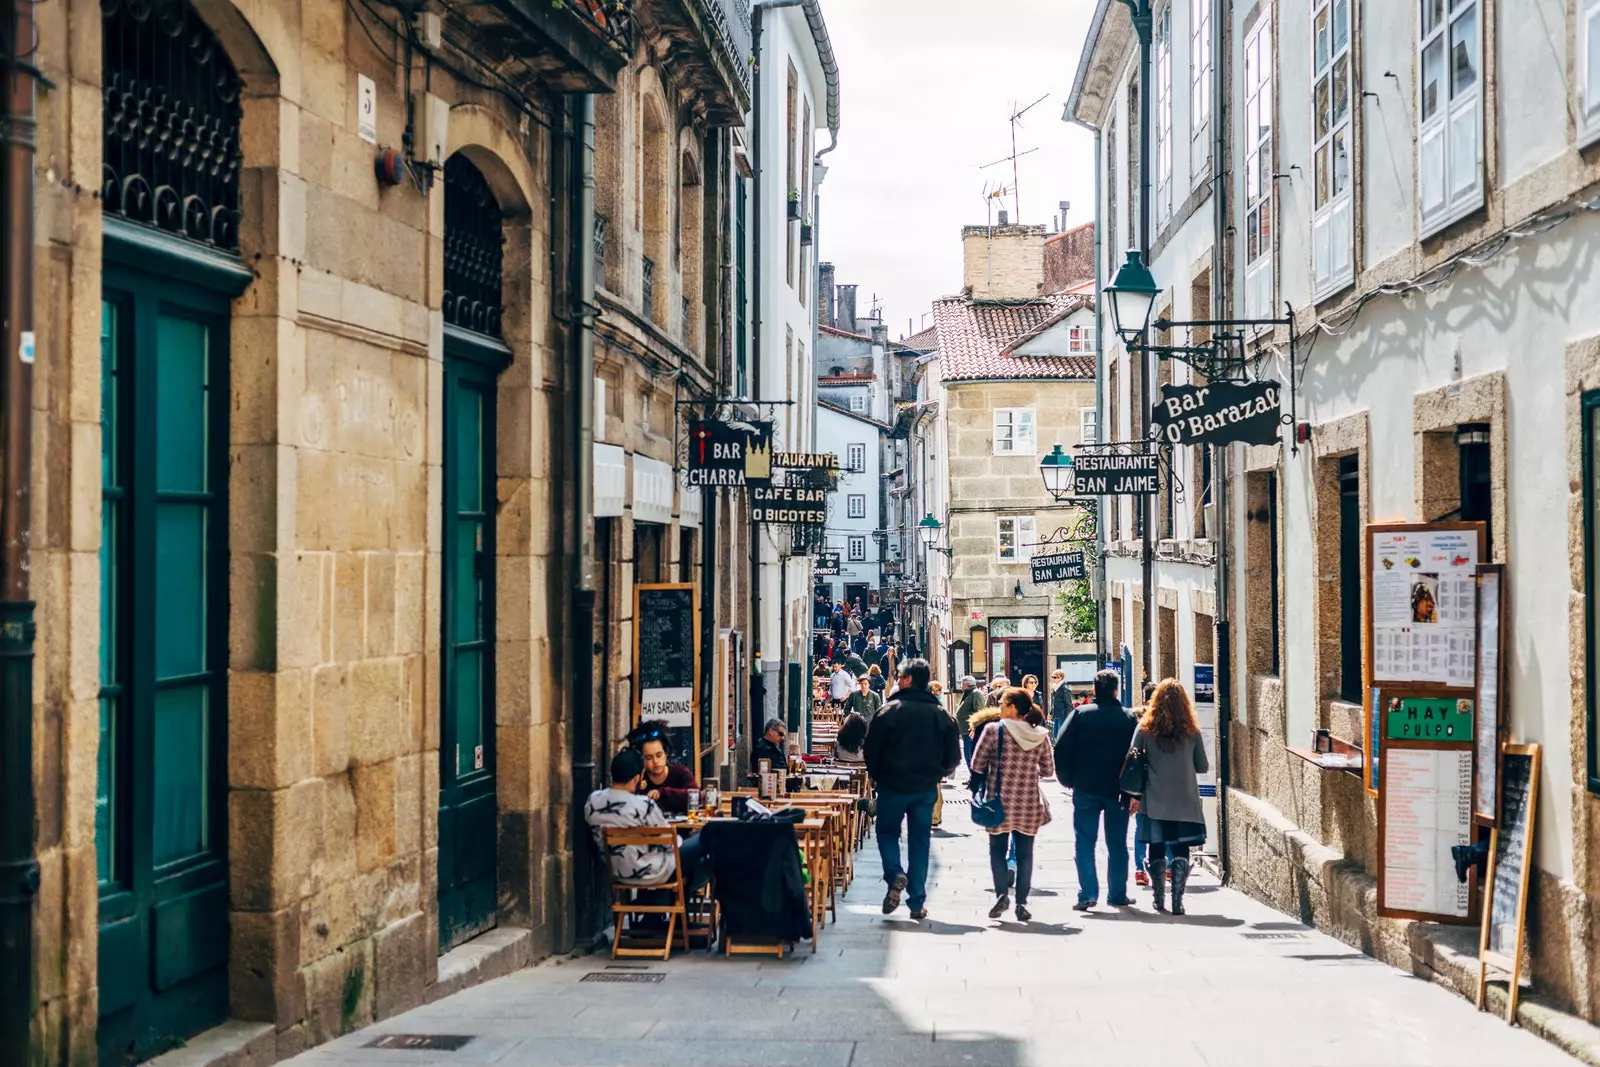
[1151, 381, 1282, 446]
[1074, 452, 1159, 496]
[686, 419, 773, 487]
[750, 484, 828, 525]
[1030, 551, 1085, 584]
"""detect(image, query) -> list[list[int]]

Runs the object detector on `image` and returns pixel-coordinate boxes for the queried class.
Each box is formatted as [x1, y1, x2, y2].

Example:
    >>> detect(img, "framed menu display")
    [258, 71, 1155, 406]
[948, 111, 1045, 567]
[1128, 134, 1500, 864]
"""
[1366, 522, 1486, 691]
[1474, 565, 1507, 824]
[1377, 742, 1476, 923]
[1477, 744, 1539, 1022]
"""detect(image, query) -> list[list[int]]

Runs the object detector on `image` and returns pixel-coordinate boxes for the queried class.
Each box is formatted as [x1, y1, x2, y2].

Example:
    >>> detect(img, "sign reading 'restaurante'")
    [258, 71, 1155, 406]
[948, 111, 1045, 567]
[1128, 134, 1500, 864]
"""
[1151, 381, 1282, 446]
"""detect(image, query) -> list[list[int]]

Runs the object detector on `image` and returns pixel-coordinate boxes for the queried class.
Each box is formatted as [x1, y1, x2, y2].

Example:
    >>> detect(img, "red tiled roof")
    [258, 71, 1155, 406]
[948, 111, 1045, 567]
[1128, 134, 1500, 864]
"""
[819, 323, 870, 340]
[931, 294, 1096, 381]
[901, 323, 939, 351]
[818, 373, 875, 384]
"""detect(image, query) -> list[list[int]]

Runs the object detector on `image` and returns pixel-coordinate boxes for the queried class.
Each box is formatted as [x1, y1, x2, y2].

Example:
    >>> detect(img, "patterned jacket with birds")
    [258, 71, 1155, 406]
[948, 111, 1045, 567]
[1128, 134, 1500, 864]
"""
[583, 788, 676, 884]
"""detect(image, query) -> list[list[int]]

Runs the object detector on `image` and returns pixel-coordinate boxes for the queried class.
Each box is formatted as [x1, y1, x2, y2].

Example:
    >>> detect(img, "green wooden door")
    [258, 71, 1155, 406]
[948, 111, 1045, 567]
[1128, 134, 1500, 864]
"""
[97, 269, 231, 1064]
[437, 345, 504, 950]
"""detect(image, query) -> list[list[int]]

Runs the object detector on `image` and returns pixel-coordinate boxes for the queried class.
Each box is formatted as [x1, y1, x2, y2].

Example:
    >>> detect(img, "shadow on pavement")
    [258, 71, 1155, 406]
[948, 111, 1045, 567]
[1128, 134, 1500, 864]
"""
[987, 920, 1082, 936]
[1082, 908, 1245, 928]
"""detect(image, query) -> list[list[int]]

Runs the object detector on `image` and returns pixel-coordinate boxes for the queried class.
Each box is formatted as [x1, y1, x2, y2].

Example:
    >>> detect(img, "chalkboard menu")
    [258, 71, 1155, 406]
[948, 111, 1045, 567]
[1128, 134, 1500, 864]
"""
[634, 584, 700, 763]
[1478, 744, 1539, 1022]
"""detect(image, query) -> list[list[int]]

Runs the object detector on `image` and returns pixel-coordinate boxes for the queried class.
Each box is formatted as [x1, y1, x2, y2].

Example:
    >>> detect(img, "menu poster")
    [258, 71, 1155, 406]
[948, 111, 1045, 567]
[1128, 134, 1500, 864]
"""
[1478, 745, 1540, 1022]
[1379, 745, 1475, 922]
[1474, 567, 1505, 823]
[1369, 524, 1483, 688]
[634, 584, 700, 762]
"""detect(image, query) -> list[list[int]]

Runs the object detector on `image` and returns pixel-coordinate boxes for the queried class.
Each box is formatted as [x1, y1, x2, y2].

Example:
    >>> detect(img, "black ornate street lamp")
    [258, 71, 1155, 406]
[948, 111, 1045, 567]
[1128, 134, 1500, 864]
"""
[1105, 249, 1161, 344]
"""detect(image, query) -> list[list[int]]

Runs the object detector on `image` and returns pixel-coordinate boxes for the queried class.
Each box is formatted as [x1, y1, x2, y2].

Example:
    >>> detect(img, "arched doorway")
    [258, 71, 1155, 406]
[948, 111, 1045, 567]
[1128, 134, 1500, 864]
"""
[96, 0, 252, 1060]
[438, 152, 510, 951]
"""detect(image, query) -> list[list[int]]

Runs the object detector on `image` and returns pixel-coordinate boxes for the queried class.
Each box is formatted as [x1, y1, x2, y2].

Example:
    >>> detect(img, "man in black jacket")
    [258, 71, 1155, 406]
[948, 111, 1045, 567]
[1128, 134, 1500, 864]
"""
[1054, 669, 1138, 911]
[864, 658, 961, 921]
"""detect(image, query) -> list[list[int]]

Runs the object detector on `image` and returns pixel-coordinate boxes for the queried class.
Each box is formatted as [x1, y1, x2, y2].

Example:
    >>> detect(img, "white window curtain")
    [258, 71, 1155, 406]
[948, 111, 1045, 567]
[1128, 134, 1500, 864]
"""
[1080, 408, 1099, 445]
[1156, 5, 1173, 226]
[1418, 0, 1482, 237]
[1584, 0, 1600, 144]
[996, 516, 1038, 561]
[1243, 7, 1275, 319]
[1190, 0, 1212, 177]
[994, 409, 1037, 455]
[1311, 0, 1354, 298]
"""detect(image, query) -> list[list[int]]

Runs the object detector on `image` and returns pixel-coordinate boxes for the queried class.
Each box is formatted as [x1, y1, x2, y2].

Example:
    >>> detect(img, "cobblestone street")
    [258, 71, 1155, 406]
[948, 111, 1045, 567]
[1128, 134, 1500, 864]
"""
[281, 782, 1576, 1067]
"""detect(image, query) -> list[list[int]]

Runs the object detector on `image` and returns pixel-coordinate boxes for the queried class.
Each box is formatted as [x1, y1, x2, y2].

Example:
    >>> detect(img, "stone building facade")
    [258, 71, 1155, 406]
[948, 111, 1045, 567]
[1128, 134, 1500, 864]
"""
[10, 1, 761, 1064]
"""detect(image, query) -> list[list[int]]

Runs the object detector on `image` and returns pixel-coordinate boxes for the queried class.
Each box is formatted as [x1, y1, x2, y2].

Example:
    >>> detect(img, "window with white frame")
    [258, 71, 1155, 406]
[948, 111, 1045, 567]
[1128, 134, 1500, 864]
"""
[1080, 408, 1099, 445]
[1243, 7, 1275, 319]
[1155, 5, 1173, 226]
[1312, 0, 1354, 297]
[1583, 0, 1600, 143]
[847, 442, 866, 471]
[1418, 0, 1482, 237]
[847, 535, 866, 561]
[993, 409, 1037, 455]
[1069, 324, 1096, 354]
[1190, 0, 1212, 174]
[849, 394, 866, 413]
[847, 493, 866, 518]
[997, 515, 1037, 561]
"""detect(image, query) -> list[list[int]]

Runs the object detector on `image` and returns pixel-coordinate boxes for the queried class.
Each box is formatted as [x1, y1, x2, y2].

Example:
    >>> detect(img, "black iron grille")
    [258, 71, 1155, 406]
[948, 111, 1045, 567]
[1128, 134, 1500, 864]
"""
[101, 0, 244, 251]
[444, 154, 505, 338]
[580, 971, 665, 983]
[363, 1034, 476, 1050]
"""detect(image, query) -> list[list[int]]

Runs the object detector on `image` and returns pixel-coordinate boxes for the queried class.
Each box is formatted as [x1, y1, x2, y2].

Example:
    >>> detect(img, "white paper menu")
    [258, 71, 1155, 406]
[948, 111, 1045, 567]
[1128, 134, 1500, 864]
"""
[1370, 528, 1479, 687]
[1382, 747, 1474, 918]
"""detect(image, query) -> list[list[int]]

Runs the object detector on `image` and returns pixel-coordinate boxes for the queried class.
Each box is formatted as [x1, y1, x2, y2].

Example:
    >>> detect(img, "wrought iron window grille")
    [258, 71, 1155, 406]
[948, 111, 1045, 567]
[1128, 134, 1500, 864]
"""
[642, 256, 655, 320]
[443, 155, 505, 338]
[101, 0, 244, 252]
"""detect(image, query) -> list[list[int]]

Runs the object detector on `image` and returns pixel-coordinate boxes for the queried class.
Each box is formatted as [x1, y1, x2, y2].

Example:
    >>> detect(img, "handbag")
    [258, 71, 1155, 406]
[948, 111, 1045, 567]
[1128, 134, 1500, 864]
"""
[1118, 734, 1149, 796]
[970, 726, 1007, 829]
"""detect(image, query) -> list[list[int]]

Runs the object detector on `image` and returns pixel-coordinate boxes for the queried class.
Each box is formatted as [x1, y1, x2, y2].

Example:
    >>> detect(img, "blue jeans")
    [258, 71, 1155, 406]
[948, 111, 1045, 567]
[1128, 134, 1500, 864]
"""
[961, 735, 977, 769]
[1072, 793, 1130, 905]
[875, 788, 937, 909]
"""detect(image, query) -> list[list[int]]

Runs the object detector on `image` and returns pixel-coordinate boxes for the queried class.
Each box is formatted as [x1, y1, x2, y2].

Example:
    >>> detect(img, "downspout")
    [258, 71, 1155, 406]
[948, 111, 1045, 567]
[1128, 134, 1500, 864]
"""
[1092, 125, 1106, 662]
[0, 0, 38, 1059]
[569, 92, 599, 941]
[1209, 0, 1232, 883]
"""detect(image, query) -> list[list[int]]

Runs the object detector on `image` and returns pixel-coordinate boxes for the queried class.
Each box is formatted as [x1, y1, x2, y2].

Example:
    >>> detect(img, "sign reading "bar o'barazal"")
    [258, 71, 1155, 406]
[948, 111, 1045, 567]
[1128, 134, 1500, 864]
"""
[1151, 381, 1282, 446]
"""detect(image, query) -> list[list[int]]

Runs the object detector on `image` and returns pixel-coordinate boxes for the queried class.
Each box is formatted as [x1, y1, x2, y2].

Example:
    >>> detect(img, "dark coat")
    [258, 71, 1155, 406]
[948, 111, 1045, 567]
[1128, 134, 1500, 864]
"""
[752, 735, 786, 772]
[1053, 696, 1138, 799]
[636, 763, 696, 815]
[700, 821, 811, 942]
[863, 686, 962, 794]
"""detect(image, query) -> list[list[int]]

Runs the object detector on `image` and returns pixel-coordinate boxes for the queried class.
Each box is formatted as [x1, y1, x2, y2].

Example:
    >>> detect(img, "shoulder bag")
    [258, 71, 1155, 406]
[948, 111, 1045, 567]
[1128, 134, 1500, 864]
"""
[1118, 732, 1149, 796]
[971, 726, 1007, 829]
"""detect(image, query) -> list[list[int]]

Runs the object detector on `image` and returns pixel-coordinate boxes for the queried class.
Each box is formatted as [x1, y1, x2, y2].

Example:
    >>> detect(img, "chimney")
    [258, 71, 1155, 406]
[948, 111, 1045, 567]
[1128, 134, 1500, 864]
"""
[870, 322, 888, 347]
[962, 223, 1048, 301]
[819, 262, 836, 327]
[998, 209, 1010, 225]
[837, 284, 858, 333]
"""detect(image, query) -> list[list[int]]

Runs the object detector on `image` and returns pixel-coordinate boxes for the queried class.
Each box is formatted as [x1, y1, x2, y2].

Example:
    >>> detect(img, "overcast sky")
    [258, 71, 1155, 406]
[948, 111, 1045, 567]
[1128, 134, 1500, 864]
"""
[817, 0, 1099, 339]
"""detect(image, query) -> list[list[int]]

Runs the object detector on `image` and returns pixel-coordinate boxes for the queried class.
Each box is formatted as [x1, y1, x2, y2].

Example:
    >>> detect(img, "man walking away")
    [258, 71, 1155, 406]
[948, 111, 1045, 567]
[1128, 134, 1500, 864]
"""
[954, 675, 984, 768]
[1049, 669, 1071, 736]
[864, 658, 961, 921]
[1054, 669, 1138, 911]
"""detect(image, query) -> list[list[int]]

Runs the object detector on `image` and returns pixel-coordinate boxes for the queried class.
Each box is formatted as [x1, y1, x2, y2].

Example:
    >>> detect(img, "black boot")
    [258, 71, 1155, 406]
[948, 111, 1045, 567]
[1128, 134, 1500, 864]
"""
[1147, 855, 1166, 912]
[1170, 857, 1191, 916]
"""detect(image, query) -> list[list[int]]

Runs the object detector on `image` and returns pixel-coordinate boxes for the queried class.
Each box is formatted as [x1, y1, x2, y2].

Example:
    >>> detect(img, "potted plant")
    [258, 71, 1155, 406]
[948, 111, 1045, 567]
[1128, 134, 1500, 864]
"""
[787, 189, 802, 220]
[800, 222, 813, 245]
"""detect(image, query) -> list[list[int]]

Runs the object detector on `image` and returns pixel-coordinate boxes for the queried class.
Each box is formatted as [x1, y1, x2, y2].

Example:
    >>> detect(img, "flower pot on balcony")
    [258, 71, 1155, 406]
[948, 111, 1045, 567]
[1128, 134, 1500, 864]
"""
[800, 223, 813, 245]
[787, 196, 802, 221]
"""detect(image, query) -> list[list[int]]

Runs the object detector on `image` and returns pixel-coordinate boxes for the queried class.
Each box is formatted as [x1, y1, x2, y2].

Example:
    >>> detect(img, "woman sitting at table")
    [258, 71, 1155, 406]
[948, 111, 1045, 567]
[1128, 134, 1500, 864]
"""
[628, 721, 697, 816]
[834, 712, 869, 763]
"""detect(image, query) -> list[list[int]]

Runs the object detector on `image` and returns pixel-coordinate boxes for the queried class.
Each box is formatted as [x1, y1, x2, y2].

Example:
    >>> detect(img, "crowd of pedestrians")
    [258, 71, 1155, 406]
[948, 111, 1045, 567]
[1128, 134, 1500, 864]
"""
[861, 660, 1209, 923]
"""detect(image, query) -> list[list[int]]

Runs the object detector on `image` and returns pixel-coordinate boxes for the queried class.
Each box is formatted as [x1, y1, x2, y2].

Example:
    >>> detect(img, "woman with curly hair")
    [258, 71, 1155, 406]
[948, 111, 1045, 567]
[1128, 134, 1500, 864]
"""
[1126, 679, 1209, 914]
[969, 687, 1055, 922]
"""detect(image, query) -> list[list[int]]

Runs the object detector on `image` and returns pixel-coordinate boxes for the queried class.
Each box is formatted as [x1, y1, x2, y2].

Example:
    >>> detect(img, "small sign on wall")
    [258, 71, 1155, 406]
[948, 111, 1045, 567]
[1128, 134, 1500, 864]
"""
[357, 74, 378, 143]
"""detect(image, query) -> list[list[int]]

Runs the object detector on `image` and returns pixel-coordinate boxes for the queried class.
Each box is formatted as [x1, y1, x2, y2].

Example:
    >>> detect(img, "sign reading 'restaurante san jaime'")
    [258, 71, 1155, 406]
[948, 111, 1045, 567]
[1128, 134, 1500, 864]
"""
[1151, 381, 1281, 446]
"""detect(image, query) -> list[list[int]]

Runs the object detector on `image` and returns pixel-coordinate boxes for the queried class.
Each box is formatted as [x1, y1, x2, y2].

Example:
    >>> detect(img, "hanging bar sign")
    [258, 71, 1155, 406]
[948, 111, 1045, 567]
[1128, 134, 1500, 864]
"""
[751, 484, 828, 525]
[687, 419, 772, 488]
[1152, 381, 1282, 446]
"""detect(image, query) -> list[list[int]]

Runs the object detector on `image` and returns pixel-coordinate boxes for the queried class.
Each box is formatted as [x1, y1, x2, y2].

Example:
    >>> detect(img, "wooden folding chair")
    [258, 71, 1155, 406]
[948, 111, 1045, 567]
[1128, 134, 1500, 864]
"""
[603, 826, 696, 960]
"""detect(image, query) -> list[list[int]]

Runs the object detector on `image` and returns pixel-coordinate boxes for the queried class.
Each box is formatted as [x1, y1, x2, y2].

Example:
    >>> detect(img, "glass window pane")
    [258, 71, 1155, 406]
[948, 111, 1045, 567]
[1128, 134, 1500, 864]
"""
[1316, 144, 1331, 207]
[1333, 127, 1351, 195]
[155, 503, 207, 679]
[454, 519, 483, 640]
[1335, 0, 1350, 51]
[455, 385, 483, 512]
[101, 499, 117, 684]
[1258, 77, 1273, 141]
[1423, 0, 1444, 36]
[155, 314, 209, 494]
[1423, 39, 1444, 120]
[1589, 11, 1600, 113]
[152, 685, 209, 866]
[1315, 8, 1329, 72]
[1333, 56, 1349, 124]
[454, 649, 483, 777]
[1315, 77, 1330, 139]
[102, 302, 118, 489]
[992, 642, 1008, 679]
[97, 696, 116, 887]
[1451, 7, 1478, 97]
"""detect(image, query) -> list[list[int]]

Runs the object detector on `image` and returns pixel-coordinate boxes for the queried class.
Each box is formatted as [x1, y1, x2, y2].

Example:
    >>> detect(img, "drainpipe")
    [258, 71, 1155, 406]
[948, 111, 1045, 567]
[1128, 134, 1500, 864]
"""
[1209, 0, 1232, 883]
[569, 92, 599, 942]
[0, 0, 39, 1060]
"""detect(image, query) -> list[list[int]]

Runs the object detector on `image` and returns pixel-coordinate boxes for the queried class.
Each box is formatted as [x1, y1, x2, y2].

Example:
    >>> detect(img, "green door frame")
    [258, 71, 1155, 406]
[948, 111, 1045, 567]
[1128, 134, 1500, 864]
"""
[437, 326, 511, 952]
[97, 219, 250, 1064]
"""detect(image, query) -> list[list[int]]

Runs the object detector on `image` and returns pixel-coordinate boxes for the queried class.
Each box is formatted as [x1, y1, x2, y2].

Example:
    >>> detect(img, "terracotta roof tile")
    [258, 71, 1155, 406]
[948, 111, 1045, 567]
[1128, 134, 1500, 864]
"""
[901, 323, 940, 351]
[931, 294, 1096, 381]
[819, 323, 871, 340]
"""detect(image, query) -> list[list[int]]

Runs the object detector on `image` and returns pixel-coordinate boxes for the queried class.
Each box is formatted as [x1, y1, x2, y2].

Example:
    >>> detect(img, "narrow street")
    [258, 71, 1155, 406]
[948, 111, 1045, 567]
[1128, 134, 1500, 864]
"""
[281, 780, 1574, 1067]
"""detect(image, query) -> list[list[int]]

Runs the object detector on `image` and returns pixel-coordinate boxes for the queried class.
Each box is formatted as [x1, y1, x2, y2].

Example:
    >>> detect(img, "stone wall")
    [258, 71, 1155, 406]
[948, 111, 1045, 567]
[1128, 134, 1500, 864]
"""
[961, 225, 1048, 302]
[1043, 224, 1095, 294]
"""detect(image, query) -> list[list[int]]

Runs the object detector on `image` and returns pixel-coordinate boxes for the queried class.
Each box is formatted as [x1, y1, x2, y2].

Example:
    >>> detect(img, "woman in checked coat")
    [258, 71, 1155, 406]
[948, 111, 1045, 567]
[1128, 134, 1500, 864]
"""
[969, 687, 1055, 922]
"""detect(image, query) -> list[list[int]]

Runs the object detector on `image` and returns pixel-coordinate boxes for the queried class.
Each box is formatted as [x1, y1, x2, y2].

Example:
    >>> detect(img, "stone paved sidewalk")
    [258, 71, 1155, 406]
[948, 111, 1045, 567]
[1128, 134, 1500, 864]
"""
[283, 781, 1578, 1067]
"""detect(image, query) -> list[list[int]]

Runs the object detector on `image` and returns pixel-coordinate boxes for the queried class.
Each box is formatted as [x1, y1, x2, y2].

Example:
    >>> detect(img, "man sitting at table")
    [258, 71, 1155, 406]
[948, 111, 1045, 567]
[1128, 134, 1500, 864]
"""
[585, 748, 707, 889]
[752, 718, 789, 772]
[629, 721, 698, 815]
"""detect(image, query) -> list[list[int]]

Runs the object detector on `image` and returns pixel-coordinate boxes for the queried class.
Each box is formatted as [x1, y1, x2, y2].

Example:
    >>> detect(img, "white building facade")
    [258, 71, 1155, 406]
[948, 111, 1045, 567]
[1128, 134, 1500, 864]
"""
[815, 402, 886, 609]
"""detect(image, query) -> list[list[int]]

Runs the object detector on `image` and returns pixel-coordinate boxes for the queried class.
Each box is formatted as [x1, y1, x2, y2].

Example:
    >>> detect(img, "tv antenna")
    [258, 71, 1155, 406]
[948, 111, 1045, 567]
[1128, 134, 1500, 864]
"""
[979, 93, 1049, 223]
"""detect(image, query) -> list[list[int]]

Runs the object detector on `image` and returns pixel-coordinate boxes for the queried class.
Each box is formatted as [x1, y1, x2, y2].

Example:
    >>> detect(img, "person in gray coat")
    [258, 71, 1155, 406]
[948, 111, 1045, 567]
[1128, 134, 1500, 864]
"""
[1125, 678, 1208, 914]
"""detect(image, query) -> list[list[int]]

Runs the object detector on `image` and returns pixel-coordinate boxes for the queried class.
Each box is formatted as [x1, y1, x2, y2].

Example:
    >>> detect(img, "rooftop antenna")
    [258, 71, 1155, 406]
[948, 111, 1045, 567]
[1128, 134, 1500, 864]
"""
[978, 94, 1049, 223]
